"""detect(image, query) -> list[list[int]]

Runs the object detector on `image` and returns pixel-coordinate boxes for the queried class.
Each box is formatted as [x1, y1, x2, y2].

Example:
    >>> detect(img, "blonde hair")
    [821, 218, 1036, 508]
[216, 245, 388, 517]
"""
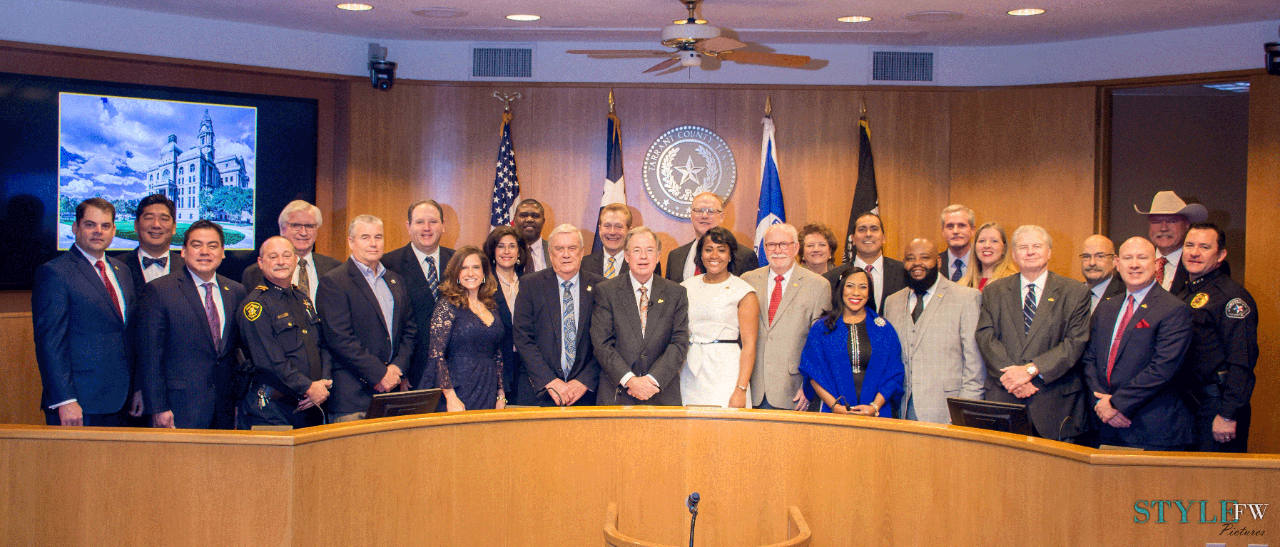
[958, 222, 1019, 289]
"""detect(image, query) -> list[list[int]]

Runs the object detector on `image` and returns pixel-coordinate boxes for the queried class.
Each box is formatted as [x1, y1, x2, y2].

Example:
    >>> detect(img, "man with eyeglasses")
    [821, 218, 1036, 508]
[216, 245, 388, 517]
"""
[1079, 235, 1124, 315]
[241, 200, 341, 303]
[664, 192, 758, 283]
[743, 223, 831, 411]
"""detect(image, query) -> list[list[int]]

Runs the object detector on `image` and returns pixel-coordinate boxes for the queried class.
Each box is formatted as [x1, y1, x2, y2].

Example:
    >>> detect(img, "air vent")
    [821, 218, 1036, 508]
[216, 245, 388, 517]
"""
[472, 48, 532, 78]
[872, 51, 933, 82]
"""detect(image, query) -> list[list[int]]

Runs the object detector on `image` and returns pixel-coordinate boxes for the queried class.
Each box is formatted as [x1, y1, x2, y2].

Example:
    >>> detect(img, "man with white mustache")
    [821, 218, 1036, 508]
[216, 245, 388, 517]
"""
[743, 223, 832, 410]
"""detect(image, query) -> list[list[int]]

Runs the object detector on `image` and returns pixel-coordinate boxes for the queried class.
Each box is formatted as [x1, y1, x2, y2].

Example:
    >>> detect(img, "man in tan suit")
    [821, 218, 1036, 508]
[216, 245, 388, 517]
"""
[882, 238, 985, 423]
[743, 223, 832, 410]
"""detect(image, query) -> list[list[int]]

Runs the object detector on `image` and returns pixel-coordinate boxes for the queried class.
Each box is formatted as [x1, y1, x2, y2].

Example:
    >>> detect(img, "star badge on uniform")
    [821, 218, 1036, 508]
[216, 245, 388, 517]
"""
[1189, 293, 1210, 309]
[244, 301, 263, 321]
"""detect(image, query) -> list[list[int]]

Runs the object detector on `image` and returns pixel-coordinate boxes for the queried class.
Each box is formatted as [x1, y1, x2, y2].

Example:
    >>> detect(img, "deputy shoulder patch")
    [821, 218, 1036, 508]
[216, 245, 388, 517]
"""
[243, 302, 263, 321]
[1225, 298, 1251, 319]
[1189, 293, 1210, 309]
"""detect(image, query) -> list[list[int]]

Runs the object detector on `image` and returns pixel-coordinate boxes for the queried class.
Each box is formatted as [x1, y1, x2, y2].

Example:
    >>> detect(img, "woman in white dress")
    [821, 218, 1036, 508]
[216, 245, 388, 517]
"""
[680, 227, 760, 408]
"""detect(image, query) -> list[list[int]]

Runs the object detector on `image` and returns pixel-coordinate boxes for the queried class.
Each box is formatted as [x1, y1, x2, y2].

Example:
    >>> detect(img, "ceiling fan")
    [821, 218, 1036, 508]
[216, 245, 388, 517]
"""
[566, 0, 811, 74]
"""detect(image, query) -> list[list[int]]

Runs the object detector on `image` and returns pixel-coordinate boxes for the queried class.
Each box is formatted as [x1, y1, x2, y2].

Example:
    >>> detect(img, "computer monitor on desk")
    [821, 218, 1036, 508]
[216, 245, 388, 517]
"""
[366, 388, 443, 419]
[946, 398, 1034, 436]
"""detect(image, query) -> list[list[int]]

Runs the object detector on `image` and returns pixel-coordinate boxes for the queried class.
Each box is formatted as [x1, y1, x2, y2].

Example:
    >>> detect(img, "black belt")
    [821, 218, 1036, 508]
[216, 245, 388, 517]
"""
[707, 339, 740, 344]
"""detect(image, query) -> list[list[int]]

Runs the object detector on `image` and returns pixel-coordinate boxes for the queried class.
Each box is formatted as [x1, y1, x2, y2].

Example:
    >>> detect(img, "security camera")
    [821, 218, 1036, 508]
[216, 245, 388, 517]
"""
[1267, 41, 1280, 76]
[369, 43, 397, 91]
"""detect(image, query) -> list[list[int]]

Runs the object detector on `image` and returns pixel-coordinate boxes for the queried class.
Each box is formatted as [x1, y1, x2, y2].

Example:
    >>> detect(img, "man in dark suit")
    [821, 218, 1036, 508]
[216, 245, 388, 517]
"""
[33, 198, 136, 426]
[515, 199, 551, 272]
[976, 225, 1091, 441]
[1083, 237, 1193, 450]
[665, 192, 757, 282]
[317, 214, 416, 422]
[114, 193, 184, 296]
[823, 212, 905, 313]
[381, 199, 454, 389]
[136, 220, 246, 429]
[582, 203, 631, 279]
[113, 193, 184, 423]
[1080, 234, 1124, 315]
[513, 224, 605, 406]
[592, 227, 690, 406]
[938, 204, 976, 282]
[242, 200, 340, 303]
[1135, 190, 1207, 296]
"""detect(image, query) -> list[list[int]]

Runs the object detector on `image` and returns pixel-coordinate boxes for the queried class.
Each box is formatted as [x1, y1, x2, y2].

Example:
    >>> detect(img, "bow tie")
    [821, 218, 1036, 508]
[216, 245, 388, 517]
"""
[143, 256, 168, 269]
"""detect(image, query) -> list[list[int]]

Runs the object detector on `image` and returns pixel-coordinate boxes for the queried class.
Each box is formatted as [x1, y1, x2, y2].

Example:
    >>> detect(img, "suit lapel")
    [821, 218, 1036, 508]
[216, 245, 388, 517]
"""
[910, 282, 947, 352]
[576, 279, 593, 344]
[348, 260, 390, 334]
[177, 269, 219, 351]
[70, 247, 124, 323]
[1025, 276, 1059, 344]
[769, 271, 803, 328]
[615, 275, 643, 340]
[1115, 295, 1153, 360]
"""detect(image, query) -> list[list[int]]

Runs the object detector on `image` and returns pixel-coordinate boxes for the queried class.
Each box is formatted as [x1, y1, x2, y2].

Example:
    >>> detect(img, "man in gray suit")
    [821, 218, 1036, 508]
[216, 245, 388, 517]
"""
[882, 238, 985, 423]
[743, 223, 832, 410]
[591, 227, 689, 405]
[976, 225, 1091, 441]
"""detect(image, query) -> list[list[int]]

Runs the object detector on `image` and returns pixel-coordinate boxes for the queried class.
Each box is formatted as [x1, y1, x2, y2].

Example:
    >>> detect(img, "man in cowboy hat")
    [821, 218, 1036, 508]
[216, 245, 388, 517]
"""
[1135, 191, 1208, 296]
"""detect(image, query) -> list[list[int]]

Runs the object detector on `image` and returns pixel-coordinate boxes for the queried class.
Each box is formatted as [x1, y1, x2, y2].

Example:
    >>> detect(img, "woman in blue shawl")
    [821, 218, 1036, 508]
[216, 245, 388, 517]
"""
[799, 266, 903, 416]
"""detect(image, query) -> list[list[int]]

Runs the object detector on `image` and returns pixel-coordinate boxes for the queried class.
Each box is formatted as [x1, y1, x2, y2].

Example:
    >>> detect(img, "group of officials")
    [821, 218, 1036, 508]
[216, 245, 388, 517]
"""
[34, 189, 1256, 452]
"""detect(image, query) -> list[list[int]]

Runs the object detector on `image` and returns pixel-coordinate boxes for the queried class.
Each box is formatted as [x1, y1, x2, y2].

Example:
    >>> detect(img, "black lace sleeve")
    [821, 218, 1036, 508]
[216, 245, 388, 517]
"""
[429, 301, 458, 389]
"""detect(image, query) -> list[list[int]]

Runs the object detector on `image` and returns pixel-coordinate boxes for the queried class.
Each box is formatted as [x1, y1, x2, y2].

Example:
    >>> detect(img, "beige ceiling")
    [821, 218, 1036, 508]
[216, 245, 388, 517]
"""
[67, 0, 1280, 46]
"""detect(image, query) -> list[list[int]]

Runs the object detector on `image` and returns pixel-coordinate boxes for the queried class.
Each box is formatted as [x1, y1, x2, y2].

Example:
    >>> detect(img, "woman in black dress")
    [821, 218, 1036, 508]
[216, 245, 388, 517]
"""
[483, 227, 530, 405]
[427, 246, 507, 411]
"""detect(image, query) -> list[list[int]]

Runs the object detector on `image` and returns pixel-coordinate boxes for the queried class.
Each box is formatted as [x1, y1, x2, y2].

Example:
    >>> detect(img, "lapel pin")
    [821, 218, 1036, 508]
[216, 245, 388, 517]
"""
[1047, 297, 1055, 302]
[222, 285, 229, 291]
[586, 286, 592, 292]
[390, 279, 397, 284]
[657, 299, 664, 304]
[1141, 304, 1147, 308]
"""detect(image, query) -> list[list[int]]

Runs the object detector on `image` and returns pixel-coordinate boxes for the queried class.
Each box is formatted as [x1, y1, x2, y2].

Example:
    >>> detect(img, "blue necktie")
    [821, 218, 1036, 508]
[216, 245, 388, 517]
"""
[562, 280, 575, 378]
[425, 256, 439, 296]
[1023, 284, 1037, 334]
[951, 258, 964, 282]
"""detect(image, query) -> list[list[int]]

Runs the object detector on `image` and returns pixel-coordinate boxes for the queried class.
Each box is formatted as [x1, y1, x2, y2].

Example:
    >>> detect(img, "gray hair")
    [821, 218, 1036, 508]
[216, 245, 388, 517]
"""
[624, 226, 662, 253]
[940, 204, 975, 228]
[765, 222, 799, 244]
[548, 223, 584, 248]
[1011, 224, 1053, 249]
[278, 200, 322, 231]
[347, 214, 384, 237]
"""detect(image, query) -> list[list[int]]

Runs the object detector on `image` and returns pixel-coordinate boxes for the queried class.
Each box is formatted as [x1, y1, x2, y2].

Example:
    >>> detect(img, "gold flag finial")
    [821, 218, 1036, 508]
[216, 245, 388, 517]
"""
[608, 88, 615, 113]
[493, 91, 522, 113]
[765, 95, 773, 117]
[859, 98, 867, 117]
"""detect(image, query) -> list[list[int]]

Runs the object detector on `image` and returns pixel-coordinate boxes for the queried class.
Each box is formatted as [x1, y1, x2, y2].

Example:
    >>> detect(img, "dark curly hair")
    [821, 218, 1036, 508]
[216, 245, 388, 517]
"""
[692, 226, 739, 275]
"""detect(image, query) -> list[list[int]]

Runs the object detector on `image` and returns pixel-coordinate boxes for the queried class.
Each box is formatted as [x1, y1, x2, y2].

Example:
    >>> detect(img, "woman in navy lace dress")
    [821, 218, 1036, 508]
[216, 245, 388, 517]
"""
[426, 246, 508, 411]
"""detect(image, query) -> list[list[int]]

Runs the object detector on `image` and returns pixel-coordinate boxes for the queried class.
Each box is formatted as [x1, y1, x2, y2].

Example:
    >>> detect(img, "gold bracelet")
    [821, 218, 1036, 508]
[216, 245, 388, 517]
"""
[735, 385, 748, 391]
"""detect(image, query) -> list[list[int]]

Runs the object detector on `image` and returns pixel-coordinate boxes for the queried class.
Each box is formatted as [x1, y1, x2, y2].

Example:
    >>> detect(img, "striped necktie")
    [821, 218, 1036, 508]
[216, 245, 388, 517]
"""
[1023, 283, 1037, 334]
[562, 280, 575, 378]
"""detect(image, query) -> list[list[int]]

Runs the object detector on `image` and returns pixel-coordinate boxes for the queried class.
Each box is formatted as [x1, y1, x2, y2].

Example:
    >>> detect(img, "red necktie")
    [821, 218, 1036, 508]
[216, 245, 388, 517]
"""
[1105, 295, 1136, 385]
[768, 275, 784, 325]
[1154, 257, 1168, 286]
[95, 260, 122, 319]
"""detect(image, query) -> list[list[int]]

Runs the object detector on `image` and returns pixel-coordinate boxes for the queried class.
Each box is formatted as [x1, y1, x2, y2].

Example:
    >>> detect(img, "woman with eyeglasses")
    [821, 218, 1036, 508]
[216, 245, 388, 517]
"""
[799, 266, 903, 416]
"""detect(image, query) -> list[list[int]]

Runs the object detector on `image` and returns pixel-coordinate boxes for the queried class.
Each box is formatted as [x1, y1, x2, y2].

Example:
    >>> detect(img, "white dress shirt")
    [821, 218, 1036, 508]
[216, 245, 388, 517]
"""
[138, 249, 171, 283]
[189, 268, 225, 341]
[619, 272, 659, 388]
[1156, 248, 1182, 291]
[294, 250, 321, 302]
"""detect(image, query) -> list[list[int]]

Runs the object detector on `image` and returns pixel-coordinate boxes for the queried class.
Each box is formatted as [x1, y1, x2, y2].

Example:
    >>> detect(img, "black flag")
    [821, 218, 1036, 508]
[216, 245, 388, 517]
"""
[842, 115, 879, 264]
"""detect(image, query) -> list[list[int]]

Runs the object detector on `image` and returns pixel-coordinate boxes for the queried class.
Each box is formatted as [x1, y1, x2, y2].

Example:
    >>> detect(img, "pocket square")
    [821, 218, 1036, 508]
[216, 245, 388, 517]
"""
[1135, 319, 1150, 329]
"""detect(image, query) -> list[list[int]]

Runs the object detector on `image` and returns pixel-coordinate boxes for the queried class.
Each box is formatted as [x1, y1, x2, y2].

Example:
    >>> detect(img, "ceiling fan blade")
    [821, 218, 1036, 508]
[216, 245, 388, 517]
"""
[695, 36, 746, 54]
[718, 50, 811, 68]
[567, 49, 673, 58]
[643, 57, 681, 73]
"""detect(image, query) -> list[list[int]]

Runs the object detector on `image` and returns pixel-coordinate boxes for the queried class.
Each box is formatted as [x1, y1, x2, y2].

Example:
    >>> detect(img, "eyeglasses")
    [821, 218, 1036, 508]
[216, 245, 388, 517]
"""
[690, 208, 723, 216]
[763, 241, 795, 251]
[288, 222, 318, 232]
[1079, 253, 1113, 262]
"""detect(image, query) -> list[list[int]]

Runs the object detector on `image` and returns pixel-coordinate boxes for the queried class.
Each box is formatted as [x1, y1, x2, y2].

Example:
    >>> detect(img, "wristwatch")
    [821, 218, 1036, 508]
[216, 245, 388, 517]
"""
[1026, 364, 1039, 376]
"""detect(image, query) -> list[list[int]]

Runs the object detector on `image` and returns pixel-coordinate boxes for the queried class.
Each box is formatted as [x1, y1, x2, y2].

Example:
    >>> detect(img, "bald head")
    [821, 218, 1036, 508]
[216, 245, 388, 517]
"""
[1116, 237, 1158, 291]
[1080, 234, 1116, 287]
[258, 236, 298, 288]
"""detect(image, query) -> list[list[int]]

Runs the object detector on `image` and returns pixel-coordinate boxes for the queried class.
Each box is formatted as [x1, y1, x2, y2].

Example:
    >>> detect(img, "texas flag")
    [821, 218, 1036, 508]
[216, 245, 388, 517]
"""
[754, 114, 785, 267]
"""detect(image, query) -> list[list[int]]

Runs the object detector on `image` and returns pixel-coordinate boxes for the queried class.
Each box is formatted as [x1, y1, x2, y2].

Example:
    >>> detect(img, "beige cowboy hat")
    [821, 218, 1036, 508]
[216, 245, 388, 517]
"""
[1134, 191, 1208, 223]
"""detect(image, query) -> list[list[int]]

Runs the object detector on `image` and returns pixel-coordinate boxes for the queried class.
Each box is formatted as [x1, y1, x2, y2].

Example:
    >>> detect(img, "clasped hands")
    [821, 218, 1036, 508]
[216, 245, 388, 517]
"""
[544, 379, 589, 406]
[999, 365, 1039, 399]
[1092, 392, 1131, 428]
[625, 375, 660, 401]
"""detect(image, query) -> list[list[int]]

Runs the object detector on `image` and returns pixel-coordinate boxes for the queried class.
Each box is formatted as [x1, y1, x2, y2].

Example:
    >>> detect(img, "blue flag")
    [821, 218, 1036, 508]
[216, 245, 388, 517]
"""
[754, 115, 785, 267]
[489, 111, 520, 228]
[593, 110, 626, 253]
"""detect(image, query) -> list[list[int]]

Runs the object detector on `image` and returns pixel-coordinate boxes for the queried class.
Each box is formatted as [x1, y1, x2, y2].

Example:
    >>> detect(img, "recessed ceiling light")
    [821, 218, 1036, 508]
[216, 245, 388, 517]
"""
[1007, 8, 1046, 16]
[506, 14, 540, 21]
[336, 3, 373, 11]
[837, 16, 873, 23]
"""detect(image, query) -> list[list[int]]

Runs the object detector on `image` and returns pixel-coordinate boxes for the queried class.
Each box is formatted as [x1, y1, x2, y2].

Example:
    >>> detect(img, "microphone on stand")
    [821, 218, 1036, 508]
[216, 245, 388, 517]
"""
[686, 492, 700, 547]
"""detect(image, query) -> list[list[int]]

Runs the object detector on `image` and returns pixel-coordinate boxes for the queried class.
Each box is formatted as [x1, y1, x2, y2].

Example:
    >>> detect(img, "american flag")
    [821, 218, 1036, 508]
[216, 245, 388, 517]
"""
[490, 111, 520, 228]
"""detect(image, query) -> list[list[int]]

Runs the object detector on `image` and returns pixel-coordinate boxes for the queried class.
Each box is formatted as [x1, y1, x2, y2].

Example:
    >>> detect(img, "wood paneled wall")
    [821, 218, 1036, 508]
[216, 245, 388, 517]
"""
[338, 82, 1090, 277]
[1245, 73, 1279, 455]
